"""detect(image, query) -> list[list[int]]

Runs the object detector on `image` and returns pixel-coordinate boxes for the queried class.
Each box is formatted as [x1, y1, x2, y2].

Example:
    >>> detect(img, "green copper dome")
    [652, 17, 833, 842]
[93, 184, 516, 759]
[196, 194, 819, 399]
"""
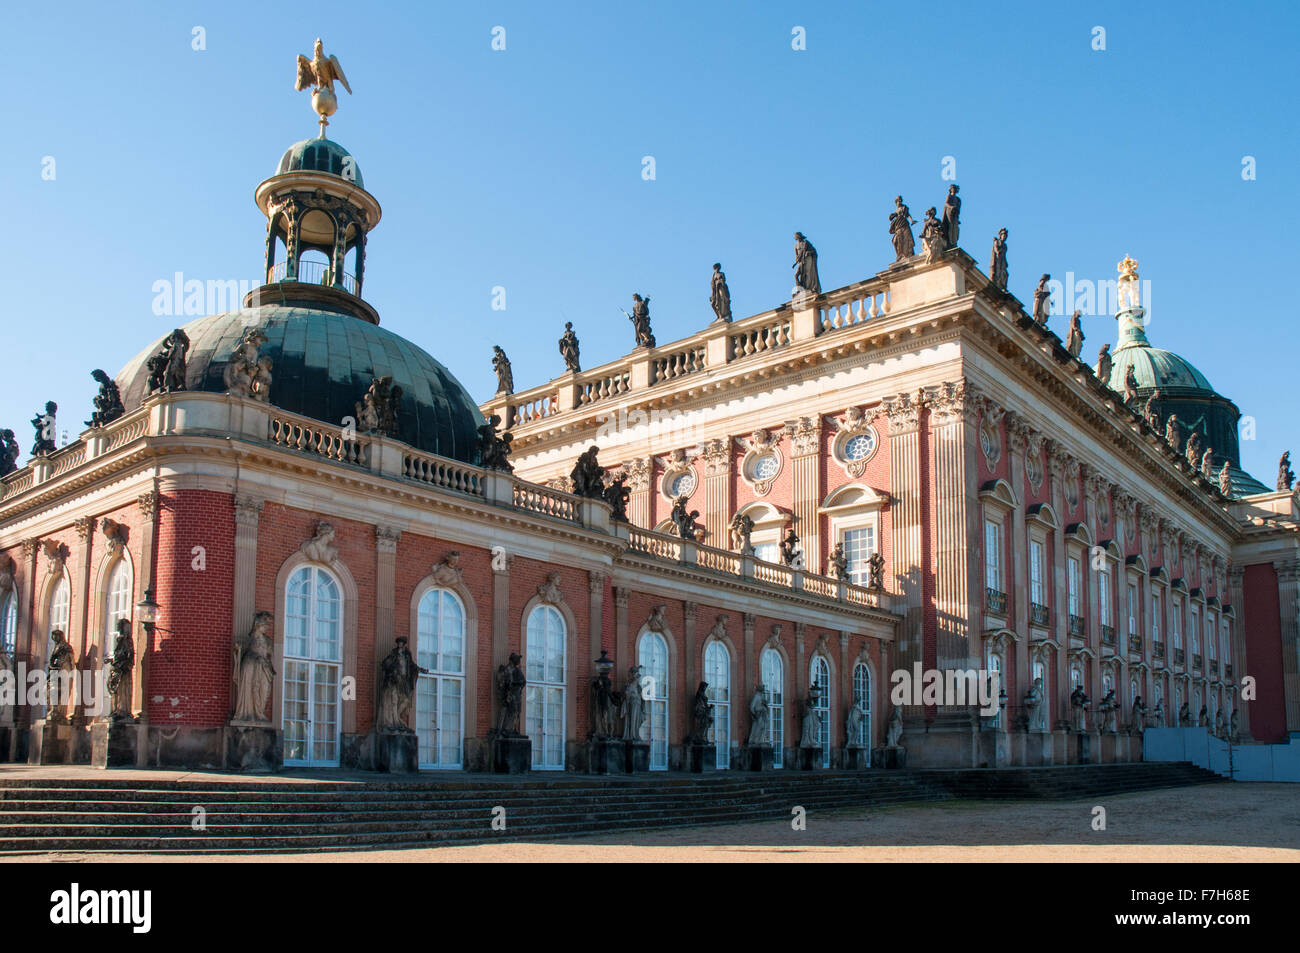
[115, 305, 484, 463]
[277, 137, 363, 188]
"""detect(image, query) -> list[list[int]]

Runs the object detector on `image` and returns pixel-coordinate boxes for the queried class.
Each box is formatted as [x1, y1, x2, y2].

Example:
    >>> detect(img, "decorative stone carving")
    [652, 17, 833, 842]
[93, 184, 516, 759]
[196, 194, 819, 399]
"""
[625, 457, 651, 491]
[928, 379, 977, 427]
[145, 329, 190, 396]
[699, 438, 730, 476]
[882, 391, 922, 435]
[492, 345, 514, 395]
[537, 572, 563, 605]
[300, 522, 338, 564]
[137, 491, 159, 520]
[792, 232, 820, 295]
[941, 184, 960, 247]
[867, 552, 885, 591]
[569, 446, 605, 498]
[645, 605, 668, 634]
[378, 636, 428, 732]
[74, 516, 96, 541]
[1278, 451, 1295, 491]
[46, 630, 75, 718]
[30, 401, 57, 456]
[626, 294, 655, 349]
[602, 474, 630, 521]
[86, 370, 125, 427]
[234, 495, 264, 528]
[231, 611, 275, 723]
[431, 552, 462, 587]
[106, 618, 135, 720]
[0, 554, 13, 594]
[495, 652, 527, 736]
[780, 529, 803, 569]
[920, 206, 948, 263]
[101, 518, 127, 557]
[1065, 310, 1084, 358]
[799, 684, 823, 747]
[223, 329, 273, 402]
[42, 539, 68, 576]
[789, 416, 821, 457]
[829, 543, 849, 581]
[0, 429, 18, 476]
[687, 681, 714, 745]
[1095, 344, 1112, 386]
[889, 196, 917, 261]
[355, 376, 401, 437]
[886, 705, 903, 747]
[710, 263, 732, 323]
[476, 414, 514, 472]
[1218, 461, 1233, 497]
[558, 322, 581, 372]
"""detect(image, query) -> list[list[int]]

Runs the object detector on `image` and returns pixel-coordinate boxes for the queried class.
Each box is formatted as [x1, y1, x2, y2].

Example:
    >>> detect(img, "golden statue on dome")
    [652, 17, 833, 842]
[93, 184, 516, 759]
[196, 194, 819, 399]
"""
[1117, 254, 1141, 311]
[295, 38, 351, 138]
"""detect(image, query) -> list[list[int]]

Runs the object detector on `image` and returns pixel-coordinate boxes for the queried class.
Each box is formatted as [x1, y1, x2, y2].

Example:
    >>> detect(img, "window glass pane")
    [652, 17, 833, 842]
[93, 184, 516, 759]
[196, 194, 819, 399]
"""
[841, 527, 876, 587]
[526, 606, 566, 769]
[811, 657, 831, 768]
[0, 595, 16, 655]
[761, 648, 784, 767]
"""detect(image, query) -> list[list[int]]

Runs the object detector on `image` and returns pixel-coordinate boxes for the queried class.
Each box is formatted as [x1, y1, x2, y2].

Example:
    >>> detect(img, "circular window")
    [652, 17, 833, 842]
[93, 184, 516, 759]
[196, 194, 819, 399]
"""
[844, 433, 876, 462]
[668, 469, 696, 498]
[980, 424, 999, 464]
[751, 454, 779, 482]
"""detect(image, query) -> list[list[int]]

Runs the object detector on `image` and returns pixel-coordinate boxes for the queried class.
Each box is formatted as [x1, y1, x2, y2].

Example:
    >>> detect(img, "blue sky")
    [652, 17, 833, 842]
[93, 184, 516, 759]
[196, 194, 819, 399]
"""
[1, 0, 1294, 481]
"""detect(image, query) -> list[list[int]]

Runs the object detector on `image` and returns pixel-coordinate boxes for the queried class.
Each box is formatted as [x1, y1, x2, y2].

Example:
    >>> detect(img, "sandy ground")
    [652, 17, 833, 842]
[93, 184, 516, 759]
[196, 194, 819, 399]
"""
[7, 782, 1298, 863]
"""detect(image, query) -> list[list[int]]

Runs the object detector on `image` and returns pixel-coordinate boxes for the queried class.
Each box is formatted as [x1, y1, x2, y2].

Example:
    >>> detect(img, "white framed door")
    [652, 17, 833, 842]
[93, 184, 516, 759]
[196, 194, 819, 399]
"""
[283, 566, 342, 766]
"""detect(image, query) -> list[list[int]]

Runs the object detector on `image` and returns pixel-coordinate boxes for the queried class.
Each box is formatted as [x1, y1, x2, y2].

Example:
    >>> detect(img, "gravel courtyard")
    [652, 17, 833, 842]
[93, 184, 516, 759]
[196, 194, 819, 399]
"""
[11, 782, 1297, 863]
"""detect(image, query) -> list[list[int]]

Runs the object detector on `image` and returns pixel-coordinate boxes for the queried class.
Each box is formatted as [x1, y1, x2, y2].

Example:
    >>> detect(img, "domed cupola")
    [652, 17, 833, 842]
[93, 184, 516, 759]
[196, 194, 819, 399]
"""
[1097, 256, 1268, 496]
[113, 39, 484, 463]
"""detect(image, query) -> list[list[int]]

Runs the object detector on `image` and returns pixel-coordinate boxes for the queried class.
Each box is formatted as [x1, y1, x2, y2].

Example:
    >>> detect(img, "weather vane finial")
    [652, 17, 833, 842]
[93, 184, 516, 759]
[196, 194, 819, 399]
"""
[295, 38, 351, 138]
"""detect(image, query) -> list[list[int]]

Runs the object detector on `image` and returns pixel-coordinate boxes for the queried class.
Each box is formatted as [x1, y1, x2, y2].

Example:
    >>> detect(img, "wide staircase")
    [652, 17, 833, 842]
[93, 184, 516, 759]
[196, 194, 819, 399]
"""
[0, 762, 1220, 854]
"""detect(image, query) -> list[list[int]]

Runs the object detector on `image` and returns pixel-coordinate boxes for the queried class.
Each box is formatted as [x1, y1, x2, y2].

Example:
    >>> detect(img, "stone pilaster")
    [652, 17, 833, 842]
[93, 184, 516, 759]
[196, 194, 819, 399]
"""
[231, 495, 264, 665]
[1006, 414, 1030, 651]
[683, 601, 698, 737]
[1226, 565, 1248, 737]
[700, 439, 731, 550]
[1046, 442, 1071, 724]
[71, 517, 95, 673]
[625, 458, 651, 528]
[613, 586, 630, 677]
[1274, 559, 1300, 733]
[373, 525, 401, 727]
[491, 549, 513, 732]
[928, 379, 981, 672]
[742, 612, 755, 701]
[133, 491, 158, 732]
[588, 570, 608, 655]
[788, 417, 822, 573]
[883, 391, 924, 670]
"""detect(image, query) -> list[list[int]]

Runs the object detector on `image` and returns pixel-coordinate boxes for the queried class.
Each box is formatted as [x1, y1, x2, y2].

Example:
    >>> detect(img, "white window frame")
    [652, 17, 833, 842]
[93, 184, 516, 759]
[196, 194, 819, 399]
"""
[984, 519, 1003, 593]
[1029, 538, 1046, 607]
[852, 661, 871, 746]
[639, 631, 670, 770]
[1067, 555, 1082, 617]
[0, 591, 16, 657]
[526, 604, 567, 770]
[810, 655, 831, 768]
[704, 640, 730, 770]
[104, 559, 133, 652]
[761, 647, 784, 767]
[415, 587, 466, 769]
[1126, 583, 1138, 637]
[282, 565, 343, 767]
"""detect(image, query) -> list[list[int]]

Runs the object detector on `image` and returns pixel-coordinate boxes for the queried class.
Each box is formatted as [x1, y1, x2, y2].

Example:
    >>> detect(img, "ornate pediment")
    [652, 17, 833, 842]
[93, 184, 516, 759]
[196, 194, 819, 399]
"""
[432, 552, 463, 587]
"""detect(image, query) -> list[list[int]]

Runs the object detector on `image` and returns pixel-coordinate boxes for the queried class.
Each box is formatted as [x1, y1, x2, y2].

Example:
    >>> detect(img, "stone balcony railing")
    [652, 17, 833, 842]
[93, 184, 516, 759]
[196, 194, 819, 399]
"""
[1209, 659, 1219, 675]
[1128, 634, 1143, 655]
[486, 274, 896, 430]
[1154, 641, 1166, 660]
[1030, 603, 1050, 627]
[985, 588, 1007, 615]
[1101, 624, 1116, 646]
[1068, 614, 1086, 638]
[1192, 653, 1203, 670]
[0, 391, 900, 619]
[1174, 648, 1186, 666]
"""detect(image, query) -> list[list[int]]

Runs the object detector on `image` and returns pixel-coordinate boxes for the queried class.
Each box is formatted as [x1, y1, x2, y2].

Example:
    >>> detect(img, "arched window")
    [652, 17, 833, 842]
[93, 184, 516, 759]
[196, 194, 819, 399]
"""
[47, 575, 70, 659]
[985, 650, 1001, 728]
[761, 647, 784, 767]
[703, 641, 730, 770]
[810, 655, 831, 768]
[0, 591, 16, 657]
[639, 632, 669, 770]
[283, 565, 342, 765]
[525, 605, 566, 770]
[104, 559, 133, 649]
[415, 588, 465, 769]
[852, 661, 871, 746]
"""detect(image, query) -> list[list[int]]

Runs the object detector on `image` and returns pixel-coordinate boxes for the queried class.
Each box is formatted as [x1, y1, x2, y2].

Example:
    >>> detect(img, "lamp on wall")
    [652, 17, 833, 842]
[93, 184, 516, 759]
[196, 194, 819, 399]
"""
[135, 588, 159, 631]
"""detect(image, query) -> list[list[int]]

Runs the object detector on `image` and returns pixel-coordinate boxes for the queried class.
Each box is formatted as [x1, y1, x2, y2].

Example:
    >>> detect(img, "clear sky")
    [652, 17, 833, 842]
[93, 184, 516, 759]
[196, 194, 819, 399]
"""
[2, 0, 1294, 482]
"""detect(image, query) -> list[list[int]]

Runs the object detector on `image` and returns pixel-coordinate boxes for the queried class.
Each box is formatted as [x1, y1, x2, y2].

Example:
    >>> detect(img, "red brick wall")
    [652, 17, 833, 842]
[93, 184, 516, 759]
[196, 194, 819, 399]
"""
[1242, 562, 1285, 743]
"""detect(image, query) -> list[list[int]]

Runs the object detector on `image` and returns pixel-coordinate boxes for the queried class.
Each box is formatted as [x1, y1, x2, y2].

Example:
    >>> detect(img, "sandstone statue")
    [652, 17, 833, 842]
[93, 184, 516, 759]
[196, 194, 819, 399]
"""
[889, 197, 916, 261]
[886, 704, 903, 747]
[232, 611, 275, 723]
[223, 328, 273, 401]
[30, 401, 57, 456]
[989, 227, 1008, 289]
[799, 685, 823, 748]
[688, 681, 714, 745]
[106, 618, 135, 720]
[1025, 677, 1045, 731]
[86, 370, 125, 427]
[559, 322, 581, 372]
[46, 629, 75, 719]
[1031, 274, 1051, 325]
[621, 664, 647, 741]
[793, 232, 821, 295]
[492, 345, 514, 395]
[710, 263, 732, 322]
[377, 636, 430, 733]
[747, 684, 769, 746]
[496, 652, 527, 736]
[941, 184, 960, 247]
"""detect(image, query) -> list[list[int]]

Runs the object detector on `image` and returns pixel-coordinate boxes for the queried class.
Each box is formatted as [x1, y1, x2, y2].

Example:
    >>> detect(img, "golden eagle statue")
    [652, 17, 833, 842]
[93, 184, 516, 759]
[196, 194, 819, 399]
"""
[295, 38, 352, 136]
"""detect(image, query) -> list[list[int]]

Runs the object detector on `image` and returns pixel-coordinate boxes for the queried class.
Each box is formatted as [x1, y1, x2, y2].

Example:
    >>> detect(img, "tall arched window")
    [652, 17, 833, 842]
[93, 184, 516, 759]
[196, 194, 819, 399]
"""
[415, 588, 465, 769]
[852, 661, 871, 746]
[703, 641, 730, 770]
[104, 559, 133, 650]
[0, 591, 16, 657]
[639, 632, 669, 770]
[761, 647, 784, 767]
[283, 565, 342, 766]
[47, 575, 70, 659]
[525, 605, 566, 770]
[810, 655, 831, 768]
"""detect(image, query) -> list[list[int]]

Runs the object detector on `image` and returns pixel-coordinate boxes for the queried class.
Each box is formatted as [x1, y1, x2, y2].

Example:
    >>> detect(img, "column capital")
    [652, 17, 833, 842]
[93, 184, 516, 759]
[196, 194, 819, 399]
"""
[787, 416, 822, 457]
[374, 524, 402, 555]
[137, 490, 159, 521]
[234, 494, 265, 528]
[927, 378, 981, 427]
[73, 516, 97, 541]
[699, 438, 731, 475]
[588, 569, 609, 593]
[882, 390, 923, 435]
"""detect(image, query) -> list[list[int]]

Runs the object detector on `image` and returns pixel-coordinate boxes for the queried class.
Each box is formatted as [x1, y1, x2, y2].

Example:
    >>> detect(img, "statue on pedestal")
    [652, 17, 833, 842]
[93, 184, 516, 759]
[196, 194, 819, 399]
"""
[602, 474, 630, 522]
[1219, 461, 1233, 497]
[1065, 310, 1085, 358]
[799, 685, 823, 747]
[1122, 365, 1139, 406]
[1178, 700, 1191, 726]
[30, 402, 57, 456]
[146, 329, 190, 395]
[591, 665, 616, 739]
[106, 618, 135, 720]
[989, 227, 1008, 289]
[1165, 414, 1181, 452]
[688, 682, 714, 745]
[845, 693, 865, 747]
[780, 529, 802, 568]
[867, 552, 886, 591]
[1229, 708, 1240, 743]
[1096, 344, 1112, 387]
[1214, 707, 1227, 739]
[492, 345, 514, 395]
[1144, 389, 1162, 429]
[941, 184, 960, 247]
[559, 322, 581, 372]
[1069, 685, 1089, 732]
[1278, 451, 1295, 491]
[223, 329, 273, 402]
[886, 705, 904, 747]
[46, 629, 75, 718]
[378, 636, 429, 733]
[1200, 447, 1215, 480]
[476, 414, 514, 473]
[829, 543, 849, 581]
[889, 197, 917, 261]
[496, 652, 527, 736]
[1185, 431, 1203, 470]
[86, 370, 125, 427]
[1128, 694, 1146, 734]
[710, 263, 732, 322]
[1149, 699, 1165, 727]
[569, 446, 605, 498]
[747, 684, 769, 746]
[1031, 274, 1051, 325]
[0, 430, 19, 476]
[356, 376, 401, 437]
[730, 512, 755, 554]
[671, 495, 701, 541]
[1025, 677, 1045, 731]
[920, 207, 948, 263]
[621, 664, 647, 741]
[1098, 689, 1117, 733]
[232, 612, 275, 723]
[1198, 704, 1209, 727]
[792, 232, 821, 295]
[626, 294, 655, 348]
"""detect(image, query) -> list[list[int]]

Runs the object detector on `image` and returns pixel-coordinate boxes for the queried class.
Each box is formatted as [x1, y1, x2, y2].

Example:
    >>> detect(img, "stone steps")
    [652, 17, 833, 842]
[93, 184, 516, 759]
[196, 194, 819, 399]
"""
[0, 763, 1221, 854]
